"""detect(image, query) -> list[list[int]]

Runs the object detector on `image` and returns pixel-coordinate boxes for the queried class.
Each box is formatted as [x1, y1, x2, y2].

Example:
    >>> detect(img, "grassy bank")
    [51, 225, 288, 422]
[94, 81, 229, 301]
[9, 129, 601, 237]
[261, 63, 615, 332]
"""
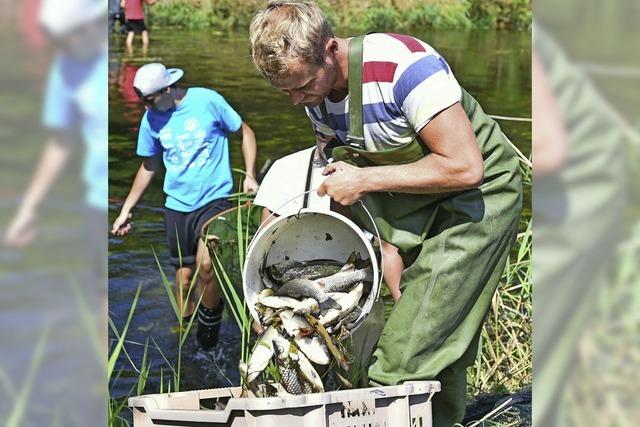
[147, 0, 531, 31]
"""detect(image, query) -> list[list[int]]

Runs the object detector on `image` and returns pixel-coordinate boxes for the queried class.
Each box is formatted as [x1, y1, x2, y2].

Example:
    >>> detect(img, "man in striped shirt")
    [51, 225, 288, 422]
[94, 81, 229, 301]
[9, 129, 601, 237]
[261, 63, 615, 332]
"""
[306, 32, 463, 158]
[249, 2, 522, 425]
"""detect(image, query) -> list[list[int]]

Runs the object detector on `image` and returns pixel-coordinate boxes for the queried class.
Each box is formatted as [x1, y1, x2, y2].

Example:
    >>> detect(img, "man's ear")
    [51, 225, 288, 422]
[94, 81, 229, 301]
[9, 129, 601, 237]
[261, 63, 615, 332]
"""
[326, 38, 339, 58]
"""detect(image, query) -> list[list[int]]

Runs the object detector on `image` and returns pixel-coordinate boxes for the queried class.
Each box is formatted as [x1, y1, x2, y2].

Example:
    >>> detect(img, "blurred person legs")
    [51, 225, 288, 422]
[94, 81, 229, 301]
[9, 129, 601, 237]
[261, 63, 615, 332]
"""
[2, 0, 108, 423]
[123, 0, 157, 50]
[109, 10, 126, 35]
[532, 25, 627, 426]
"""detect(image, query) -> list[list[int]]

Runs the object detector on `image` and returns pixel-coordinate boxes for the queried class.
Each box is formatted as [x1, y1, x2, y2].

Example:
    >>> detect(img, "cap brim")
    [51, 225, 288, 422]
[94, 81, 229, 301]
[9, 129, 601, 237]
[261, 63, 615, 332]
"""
[167, 69, 184, 86]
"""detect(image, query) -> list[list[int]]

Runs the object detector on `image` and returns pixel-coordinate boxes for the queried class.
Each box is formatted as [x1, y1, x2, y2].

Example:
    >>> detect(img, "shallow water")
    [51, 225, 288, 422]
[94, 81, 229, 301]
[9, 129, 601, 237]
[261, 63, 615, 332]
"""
[108, 28, 531, 399]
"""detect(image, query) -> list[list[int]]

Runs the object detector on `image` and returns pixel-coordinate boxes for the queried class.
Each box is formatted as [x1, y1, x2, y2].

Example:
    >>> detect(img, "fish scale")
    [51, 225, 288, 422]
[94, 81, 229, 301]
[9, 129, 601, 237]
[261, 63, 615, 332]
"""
[277, 363, 311, 395]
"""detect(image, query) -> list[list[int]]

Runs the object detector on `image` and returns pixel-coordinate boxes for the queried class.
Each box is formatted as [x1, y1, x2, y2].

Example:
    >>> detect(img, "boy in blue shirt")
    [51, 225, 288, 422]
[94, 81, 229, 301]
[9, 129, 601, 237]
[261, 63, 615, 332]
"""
[111, 63, 259, 349]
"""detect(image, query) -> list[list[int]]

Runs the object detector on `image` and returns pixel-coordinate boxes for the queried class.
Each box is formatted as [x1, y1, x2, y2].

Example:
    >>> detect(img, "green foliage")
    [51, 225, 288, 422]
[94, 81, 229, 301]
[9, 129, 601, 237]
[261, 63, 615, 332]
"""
[361, 6, 401, 32]
[147, 0, 531, 31]
[468, 0, 532, 30]
[406, 2, 472, 30]
[150, 0, 261, 31]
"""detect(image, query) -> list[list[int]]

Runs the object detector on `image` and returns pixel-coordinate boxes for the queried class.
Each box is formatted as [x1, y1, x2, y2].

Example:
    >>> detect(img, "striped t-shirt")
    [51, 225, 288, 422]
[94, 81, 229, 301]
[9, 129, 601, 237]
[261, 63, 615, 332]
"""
[305, 33, 462, 152]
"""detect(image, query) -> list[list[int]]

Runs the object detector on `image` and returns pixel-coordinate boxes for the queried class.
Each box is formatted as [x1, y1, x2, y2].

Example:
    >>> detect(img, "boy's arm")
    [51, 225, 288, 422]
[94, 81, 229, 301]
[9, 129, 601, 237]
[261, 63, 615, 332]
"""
[237, 121, 259, 193]
[4, 135, 71, 247]
[111, 154, 162, 236]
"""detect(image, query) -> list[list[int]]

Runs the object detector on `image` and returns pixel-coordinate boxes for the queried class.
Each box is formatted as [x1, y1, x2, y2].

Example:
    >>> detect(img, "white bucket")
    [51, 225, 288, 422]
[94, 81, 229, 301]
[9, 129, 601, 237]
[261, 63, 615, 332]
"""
[243, 207, 381, 333]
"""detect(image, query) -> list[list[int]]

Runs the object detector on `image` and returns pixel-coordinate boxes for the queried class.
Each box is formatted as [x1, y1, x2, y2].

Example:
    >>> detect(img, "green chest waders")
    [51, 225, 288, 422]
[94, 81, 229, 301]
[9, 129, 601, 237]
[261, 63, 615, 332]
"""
[320, 36, 523, 426]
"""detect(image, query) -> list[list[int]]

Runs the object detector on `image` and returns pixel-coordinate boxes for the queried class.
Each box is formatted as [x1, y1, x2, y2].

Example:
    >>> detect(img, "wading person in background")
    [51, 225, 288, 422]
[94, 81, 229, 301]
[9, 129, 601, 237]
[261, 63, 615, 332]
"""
[249, 1, 522, 425]
[111, 63, 259, 350]
[109, 0, 126, 35]
[121, 0, 156, 52]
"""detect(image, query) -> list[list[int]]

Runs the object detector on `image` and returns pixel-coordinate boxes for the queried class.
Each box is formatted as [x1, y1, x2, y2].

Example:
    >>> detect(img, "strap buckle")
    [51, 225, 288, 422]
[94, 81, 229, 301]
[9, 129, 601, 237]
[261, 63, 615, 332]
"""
[347, 135, 365, 148]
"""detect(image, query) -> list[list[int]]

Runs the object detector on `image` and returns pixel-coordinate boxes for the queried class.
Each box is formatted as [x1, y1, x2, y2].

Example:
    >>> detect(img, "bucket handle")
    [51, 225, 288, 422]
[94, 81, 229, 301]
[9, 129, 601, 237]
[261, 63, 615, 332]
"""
[248, 190, 385, 301]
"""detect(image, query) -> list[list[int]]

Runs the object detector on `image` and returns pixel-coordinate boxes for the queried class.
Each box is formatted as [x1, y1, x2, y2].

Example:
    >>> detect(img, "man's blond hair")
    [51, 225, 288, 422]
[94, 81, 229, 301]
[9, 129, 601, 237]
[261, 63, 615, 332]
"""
[249, 1, 334, 83]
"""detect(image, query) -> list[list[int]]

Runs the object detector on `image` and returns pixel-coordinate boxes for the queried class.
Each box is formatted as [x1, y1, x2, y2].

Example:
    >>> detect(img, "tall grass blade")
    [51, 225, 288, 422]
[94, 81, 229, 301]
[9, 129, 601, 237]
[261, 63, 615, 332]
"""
[136, 338, 150, 396]
[108, 282, 142, 380]
[152, 248, 180, 321]
[7, 324, 50, 427]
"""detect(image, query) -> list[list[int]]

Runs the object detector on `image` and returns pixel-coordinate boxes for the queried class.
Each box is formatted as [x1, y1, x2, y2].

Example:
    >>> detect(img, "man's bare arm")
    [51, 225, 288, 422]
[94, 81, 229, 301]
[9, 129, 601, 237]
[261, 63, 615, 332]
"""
[318, 102, 484, 205]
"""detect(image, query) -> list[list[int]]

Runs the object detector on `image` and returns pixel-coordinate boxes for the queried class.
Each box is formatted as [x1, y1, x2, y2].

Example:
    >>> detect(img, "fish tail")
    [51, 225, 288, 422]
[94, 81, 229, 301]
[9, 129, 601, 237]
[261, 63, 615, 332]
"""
[319, 297, 342, 315]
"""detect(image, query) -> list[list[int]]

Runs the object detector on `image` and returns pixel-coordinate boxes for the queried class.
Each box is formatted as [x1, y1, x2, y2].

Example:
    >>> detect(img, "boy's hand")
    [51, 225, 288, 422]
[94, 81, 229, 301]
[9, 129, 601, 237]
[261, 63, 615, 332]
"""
[112, 212, 133, 236]
[243, 176, 259, 194]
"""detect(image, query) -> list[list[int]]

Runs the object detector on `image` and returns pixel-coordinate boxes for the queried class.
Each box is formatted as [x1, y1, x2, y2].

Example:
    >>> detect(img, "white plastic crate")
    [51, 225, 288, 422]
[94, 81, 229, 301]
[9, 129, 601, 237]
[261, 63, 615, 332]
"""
[128, 381, 440, 427]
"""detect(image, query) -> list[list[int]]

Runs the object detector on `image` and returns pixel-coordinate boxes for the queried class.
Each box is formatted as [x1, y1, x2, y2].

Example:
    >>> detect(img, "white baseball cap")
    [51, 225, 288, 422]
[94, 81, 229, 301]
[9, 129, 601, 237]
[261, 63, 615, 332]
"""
[39, 0, 106, 36]
[133, 63, 185, 97]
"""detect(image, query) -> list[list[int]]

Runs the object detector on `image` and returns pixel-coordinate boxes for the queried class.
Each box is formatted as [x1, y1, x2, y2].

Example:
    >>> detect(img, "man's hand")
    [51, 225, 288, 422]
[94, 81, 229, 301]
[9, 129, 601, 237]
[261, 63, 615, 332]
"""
[112, 212, 133, 236]
[4, 208, 37, 248]
[318, 161, 366, 206]
[243, 175, 259, 194]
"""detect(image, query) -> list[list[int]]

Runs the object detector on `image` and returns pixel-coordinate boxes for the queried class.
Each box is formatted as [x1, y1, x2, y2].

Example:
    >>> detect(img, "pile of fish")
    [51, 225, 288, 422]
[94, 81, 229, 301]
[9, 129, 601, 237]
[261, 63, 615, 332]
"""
[239, 252, 373, 397]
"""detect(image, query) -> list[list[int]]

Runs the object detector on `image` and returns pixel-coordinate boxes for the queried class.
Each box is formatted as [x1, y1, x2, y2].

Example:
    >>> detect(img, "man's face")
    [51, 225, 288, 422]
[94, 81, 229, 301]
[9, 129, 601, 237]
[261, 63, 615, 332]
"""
[141, 88, 174, 112]
[274, 56, 337, 107]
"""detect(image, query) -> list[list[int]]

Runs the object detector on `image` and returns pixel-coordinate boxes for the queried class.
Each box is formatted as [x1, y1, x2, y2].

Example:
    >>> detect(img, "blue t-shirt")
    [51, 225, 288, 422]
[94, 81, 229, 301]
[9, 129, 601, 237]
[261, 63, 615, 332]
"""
[136, 87, 242, 212]
[42, 50, 108, 210]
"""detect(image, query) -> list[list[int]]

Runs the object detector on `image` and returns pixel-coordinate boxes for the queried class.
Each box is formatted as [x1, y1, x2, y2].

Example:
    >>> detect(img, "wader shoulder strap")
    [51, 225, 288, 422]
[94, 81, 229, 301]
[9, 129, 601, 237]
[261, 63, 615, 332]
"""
[347, 35, 365, 148]
[319, 100, 330, 127]
[302, 147, 316, 209]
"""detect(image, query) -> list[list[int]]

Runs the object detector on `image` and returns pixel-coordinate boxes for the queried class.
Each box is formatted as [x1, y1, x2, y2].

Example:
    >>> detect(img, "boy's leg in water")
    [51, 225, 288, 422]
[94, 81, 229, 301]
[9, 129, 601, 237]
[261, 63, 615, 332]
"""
[175, 265, 195, 319]
[195, 238, 224, 349]
[195, 238, 221, 310]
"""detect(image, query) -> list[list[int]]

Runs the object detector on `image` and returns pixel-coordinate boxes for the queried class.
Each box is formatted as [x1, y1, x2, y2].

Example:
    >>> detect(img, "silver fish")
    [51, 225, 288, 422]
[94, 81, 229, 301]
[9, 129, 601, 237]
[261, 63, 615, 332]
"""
[279, 310, 312, 338]
[281, 263, 343, 283]
[262, 271, 278, 289]
[277, 363, 310, 395]
[260, 295, 303, 310]
[273, 382, 294, 397]
[272, 331, 291, 361]
[295, 335, 330, 365]
[238, 360, 248, 381]
[290, 346, 324, 393]
[276, 278, 341, 314]
[260, 306, 275, 324]
[267, 259, 302, 282]
[246, 326, 277, 383]
[292, 298, 320, 315]
[317, 266, 373, 293]
[273, 331, 312, 394]
[320, 283, 364, 325]
[272, 333, 310, 395]
[332, 306, 363, 333]
[258, 288, 274, 300]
